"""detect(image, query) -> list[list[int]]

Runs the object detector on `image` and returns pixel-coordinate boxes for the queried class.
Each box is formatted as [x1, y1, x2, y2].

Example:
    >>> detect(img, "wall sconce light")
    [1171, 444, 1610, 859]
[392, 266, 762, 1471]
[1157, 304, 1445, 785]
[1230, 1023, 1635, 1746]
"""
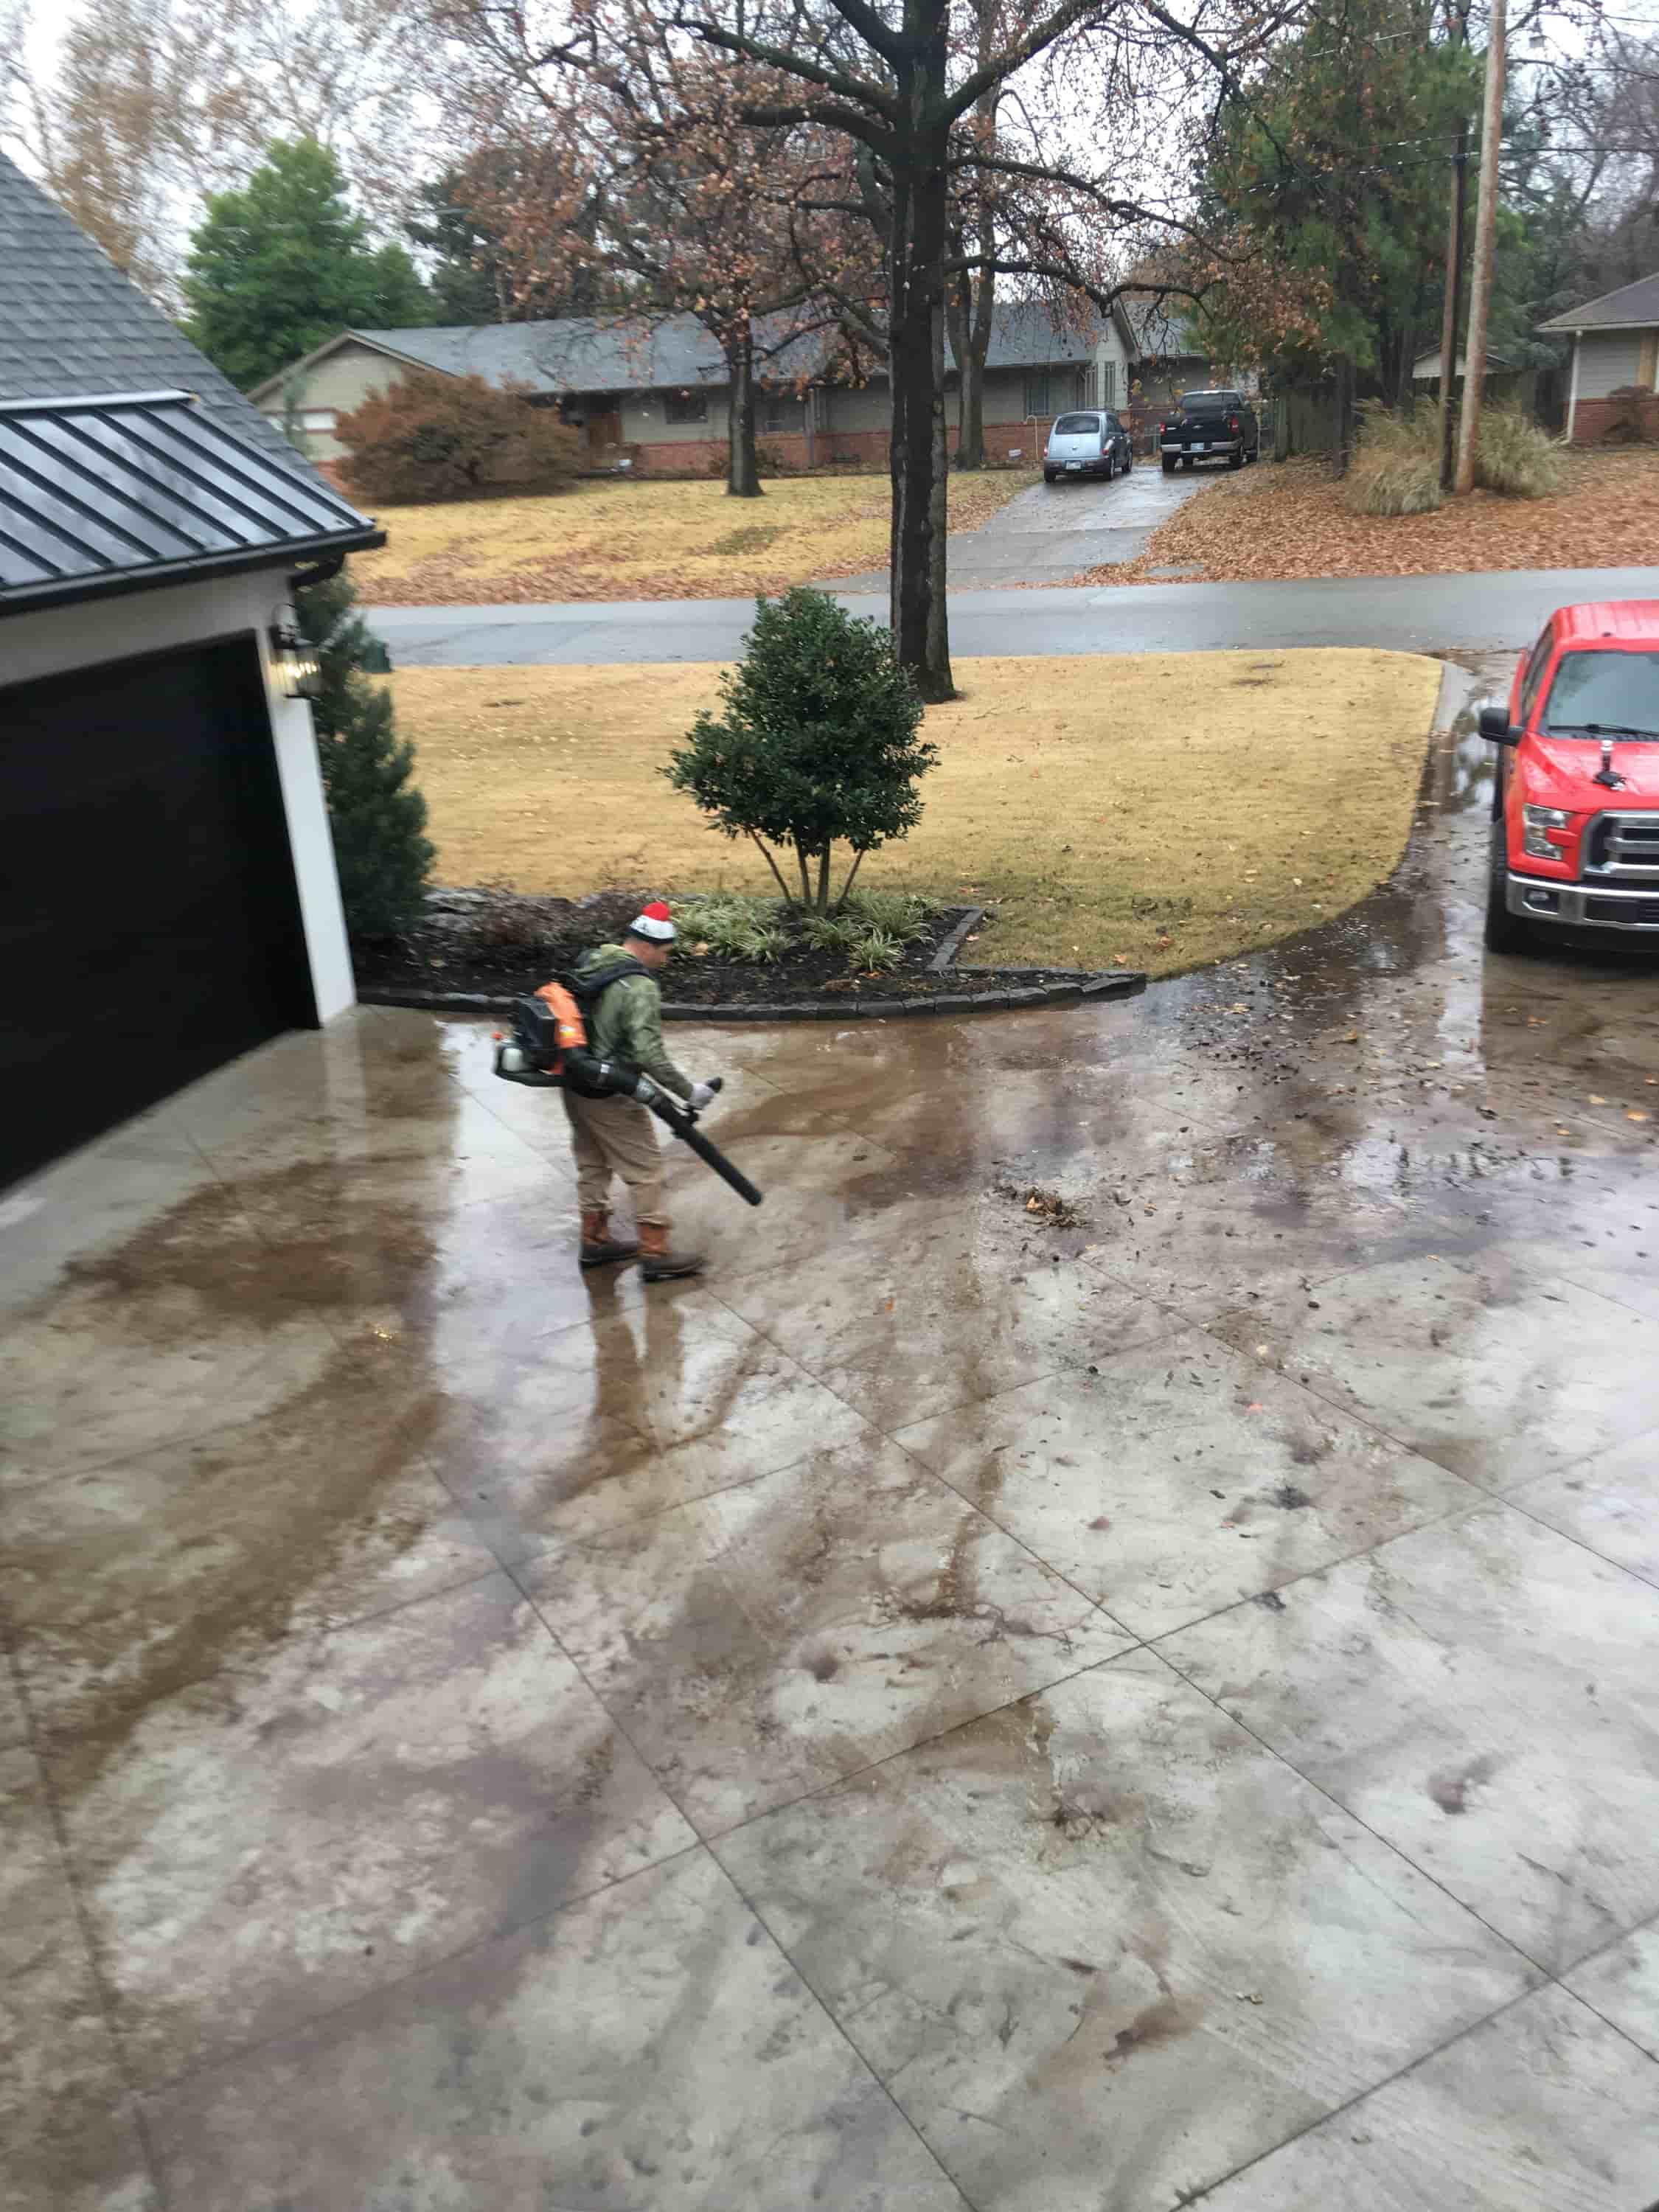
[268, 618, 323, 701]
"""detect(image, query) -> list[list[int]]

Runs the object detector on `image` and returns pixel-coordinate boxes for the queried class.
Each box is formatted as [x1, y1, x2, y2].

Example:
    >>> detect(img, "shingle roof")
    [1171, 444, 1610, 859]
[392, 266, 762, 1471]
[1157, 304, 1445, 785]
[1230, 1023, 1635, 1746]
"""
[0, 389, 382, 614]
[1538, 270, 1659, 333]
[256, 296, 1125, 405]
[295, 313, 841, 397]
[0, 149, 335, 482]
[1121, 297, 1203, 358]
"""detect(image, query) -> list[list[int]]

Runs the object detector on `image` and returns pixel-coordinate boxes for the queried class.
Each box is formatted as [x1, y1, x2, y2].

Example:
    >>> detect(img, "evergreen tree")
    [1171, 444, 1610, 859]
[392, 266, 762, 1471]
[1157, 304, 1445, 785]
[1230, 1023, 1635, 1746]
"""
[184, 136, 431, 389]
[667, 589, 935, 913]
[1198, 0, 1479, 436]
[294, 568, 434, 940]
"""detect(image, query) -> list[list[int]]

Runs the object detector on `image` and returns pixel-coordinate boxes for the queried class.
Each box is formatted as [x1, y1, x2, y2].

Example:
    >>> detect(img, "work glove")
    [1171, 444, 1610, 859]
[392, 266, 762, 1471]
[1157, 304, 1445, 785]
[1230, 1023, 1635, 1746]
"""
[689, 1079, 720, 1113]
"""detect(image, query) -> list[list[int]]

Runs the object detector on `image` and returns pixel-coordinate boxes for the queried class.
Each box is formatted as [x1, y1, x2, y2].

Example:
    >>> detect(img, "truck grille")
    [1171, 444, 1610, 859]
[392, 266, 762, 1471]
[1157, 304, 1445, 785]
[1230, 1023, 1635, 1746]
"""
[1585, 812, 1659, 878]
[1585, 894, 1659, 925]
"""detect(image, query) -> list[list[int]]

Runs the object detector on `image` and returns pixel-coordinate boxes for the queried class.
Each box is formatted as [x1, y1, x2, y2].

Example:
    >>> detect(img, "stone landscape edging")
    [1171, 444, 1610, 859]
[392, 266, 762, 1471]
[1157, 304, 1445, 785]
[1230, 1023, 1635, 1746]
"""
[360, 969, 1146, 1023]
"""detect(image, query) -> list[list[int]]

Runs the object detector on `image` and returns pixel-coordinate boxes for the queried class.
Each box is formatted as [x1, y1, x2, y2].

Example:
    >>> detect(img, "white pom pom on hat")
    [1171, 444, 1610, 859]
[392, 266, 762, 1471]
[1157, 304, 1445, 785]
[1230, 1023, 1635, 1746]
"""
[629, 900, 676, 942]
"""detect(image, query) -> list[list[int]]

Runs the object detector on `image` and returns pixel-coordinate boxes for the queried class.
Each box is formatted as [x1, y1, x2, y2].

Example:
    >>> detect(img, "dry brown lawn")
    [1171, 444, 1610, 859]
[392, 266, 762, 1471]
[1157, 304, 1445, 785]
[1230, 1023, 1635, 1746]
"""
[352, 470, 1036, 605]
[1082, 445, 1659, 588]
[387, 647, 1441, 976]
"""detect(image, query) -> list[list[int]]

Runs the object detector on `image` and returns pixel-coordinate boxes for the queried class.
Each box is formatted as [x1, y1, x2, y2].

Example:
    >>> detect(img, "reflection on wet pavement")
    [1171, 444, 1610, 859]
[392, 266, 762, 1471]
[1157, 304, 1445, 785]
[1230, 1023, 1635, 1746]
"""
[4, 655, 1659, 2208]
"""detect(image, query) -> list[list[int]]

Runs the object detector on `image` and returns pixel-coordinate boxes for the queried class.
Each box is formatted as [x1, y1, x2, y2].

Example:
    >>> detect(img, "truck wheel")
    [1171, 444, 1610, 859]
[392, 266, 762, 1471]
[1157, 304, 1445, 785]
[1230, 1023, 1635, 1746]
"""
[1484, 821, 1534, 956]
[1122, 449, 1133, 473]
[1161, 456, 1176, 474]
[1228, 448, 1245, 469]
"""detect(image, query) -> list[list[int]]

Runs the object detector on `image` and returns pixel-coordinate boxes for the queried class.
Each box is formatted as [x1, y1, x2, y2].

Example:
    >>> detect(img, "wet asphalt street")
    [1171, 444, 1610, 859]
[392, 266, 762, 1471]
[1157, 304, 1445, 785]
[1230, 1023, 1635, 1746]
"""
[367, 561, 1659, 667]
[7, 657, 1659, 2207]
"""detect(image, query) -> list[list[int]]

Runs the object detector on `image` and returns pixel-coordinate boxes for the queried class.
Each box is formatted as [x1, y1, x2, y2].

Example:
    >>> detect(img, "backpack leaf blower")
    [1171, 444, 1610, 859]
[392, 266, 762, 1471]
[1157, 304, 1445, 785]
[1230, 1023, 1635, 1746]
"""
[493, 973, 764, 1208]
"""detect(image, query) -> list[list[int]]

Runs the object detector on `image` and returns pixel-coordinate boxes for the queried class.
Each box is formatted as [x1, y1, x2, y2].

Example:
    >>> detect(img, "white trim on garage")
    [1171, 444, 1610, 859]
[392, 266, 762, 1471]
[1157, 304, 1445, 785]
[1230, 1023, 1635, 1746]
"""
[1, 567, 355, 1026]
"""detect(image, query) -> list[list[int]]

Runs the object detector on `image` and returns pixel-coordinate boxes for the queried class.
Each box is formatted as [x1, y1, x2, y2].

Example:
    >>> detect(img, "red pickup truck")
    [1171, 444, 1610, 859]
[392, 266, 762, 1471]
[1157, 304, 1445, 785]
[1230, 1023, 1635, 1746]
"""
[1480, 599, 1659, 953]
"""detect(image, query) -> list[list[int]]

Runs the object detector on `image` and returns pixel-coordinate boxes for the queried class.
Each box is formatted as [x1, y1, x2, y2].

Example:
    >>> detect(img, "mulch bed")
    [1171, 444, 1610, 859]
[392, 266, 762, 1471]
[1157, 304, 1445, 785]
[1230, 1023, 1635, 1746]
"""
[352, 888, 1142, 1019]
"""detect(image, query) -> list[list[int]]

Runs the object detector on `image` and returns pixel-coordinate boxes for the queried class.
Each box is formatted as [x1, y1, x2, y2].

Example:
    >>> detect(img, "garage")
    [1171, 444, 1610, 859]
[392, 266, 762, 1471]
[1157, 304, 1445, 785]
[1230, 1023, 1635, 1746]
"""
[1, 639, 319, 1183]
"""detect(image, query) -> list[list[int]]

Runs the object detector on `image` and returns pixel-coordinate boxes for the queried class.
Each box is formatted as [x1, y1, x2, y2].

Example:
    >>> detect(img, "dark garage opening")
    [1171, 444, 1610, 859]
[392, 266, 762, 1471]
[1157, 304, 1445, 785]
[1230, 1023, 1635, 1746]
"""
[1, 635, 316, 1187]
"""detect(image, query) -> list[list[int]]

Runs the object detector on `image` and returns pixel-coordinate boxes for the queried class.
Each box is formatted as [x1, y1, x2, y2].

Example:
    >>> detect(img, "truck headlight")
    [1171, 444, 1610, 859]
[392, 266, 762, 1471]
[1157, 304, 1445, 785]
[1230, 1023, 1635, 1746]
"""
[1522, 803, 1572, 859]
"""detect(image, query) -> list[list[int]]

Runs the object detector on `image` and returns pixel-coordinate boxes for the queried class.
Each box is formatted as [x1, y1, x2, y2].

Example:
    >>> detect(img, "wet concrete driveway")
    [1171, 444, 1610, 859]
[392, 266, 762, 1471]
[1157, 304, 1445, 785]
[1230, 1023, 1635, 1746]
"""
[7, 659, 1659, 2209]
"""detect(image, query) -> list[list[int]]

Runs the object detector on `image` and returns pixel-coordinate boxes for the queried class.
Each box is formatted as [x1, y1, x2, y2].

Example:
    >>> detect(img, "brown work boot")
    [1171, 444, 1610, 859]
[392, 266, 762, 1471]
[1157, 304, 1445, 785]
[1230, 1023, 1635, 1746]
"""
[637, 1221, 705, 1281]
[580, 1209, 639, 1268]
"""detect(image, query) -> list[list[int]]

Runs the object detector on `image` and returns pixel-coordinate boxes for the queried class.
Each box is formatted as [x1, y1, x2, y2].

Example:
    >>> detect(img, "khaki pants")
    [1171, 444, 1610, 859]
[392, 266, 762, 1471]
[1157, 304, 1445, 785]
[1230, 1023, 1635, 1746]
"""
[562, 1091, 667, 1228]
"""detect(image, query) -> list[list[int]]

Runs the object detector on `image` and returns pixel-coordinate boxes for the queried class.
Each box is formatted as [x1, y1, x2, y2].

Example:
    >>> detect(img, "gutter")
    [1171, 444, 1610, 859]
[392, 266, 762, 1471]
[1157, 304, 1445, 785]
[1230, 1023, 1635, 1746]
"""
[0, 526, 386, 619]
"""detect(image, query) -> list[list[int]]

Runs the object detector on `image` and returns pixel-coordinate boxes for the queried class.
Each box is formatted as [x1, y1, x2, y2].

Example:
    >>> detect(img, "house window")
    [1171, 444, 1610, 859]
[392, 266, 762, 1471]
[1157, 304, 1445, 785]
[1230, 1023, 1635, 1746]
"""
[665, 389, 709, 425]
[1101, 361, 1117, 406]
[299, 409, 336, 432]
[1024, 368, 1080, 419]
[759, 393, 798, 434]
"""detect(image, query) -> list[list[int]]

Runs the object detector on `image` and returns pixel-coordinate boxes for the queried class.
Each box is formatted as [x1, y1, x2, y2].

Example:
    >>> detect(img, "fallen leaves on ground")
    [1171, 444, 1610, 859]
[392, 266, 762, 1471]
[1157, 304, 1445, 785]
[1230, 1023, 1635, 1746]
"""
[996, 1180, 1085, 1228]
[1076, 448, 1659, 589]
[352, 471, 1036, 605]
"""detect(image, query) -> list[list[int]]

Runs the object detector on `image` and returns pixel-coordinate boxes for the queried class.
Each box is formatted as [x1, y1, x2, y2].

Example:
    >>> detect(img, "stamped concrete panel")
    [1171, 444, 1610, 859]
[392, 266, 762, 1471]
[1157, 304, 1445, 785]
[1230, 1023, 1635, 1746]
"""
[55, 1573, 694, 2089]
[896, 1329, 1480, 1637]
[427, 1290, 872, 1545]
[5, 1377, 495, 1740]
[0, 1748, 156, 2212]
[1162, 1506, 1659, 1969]
[1565, 1920, 1659, 2062]
[1207, 1251, 1659, 1487]
[1510, 1431, 1659, 1591]
[718, 1656, 1531, 2212]
[523, 1436, 1133, 1829]
[723, 1225, 1180, 1429]
[142, 1849, 970, 2212]
[1193, 1985, 1659, 2210]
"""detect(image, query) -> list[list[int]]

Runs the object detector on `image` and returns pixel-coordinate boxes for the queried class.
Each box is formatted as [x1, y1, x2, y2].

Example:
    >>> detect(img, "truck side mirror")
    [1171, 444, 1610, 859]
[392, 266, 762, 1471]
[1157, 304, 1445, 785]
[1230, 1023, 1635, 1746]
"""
[1476, 702, 1521, 746]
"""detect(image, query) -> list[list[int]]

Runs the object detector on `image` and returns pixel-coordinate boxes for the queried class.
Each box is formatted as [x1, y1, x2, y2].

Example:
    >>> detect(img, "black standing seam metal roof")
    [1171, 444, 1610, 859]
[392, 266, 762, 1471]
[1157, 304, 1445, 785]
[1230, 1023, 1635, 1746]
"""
[0, 390, 383, 615]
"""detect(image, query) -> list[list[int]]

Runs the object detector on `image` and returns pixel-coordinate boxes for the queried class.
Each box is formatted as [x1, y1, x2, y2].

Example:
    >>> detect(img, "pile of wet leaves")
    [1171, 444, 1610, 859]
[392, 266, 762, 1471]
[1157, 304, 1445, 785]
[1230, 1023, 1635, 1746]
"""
[995, 1180, 1085, 1230]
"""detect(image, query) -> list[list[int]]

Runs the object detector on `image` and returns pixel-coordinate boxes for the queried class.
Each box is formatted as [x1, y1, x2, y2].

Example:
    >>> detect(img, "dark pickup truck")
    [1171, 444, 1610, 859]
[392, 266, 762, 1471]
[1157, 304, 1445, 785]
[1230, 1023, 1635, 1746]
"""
[1158, 389, 1260, 473]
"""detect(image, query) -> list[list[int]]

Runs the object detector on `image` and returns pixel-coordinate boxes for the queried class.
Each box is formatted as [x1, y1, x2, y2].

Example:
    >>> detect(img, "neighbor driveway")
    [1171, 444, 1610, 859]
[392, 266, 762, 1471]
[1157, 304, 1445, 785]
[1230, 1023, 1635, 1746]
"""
[828, 454, 1212, 592]
[6, 662, 1659, 2208]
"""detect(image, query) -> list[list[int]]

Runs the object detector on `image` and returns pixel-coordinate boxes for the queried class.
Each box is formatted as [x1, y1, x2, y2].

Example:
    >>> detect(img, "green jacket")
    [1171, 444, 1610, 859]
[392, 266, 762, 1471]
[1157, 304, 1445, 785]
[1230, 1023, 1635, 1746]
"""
[576, 944, 692, 1101]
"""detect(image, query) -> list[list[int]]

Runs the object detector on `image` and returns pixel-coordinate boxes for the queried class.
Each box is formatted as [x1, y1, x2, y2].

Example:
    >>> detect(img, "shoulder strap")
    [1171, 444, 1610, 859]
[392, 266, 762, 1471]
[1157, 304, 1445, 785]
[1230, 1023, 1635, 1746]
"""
[565, 956, 650, 1001]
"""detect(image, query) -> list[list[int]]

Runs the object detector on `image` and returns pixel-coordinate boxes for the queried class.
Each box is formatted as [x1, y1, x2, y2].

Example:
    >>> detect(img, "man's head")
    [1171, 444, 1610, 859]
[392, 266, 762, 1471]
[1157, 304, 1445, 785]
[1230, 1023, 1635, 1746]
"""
[625, 900, 675, 972]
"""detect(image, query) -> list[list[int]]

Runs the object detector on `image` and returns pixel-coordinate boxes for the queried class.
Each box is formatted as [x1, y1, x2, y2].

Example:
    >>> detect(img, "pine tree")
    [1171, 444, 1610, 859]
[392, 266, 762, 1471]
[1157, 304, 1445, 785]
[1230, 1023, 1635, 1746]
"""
[184, 136, 431, 390]
[294, 568, 434, 940]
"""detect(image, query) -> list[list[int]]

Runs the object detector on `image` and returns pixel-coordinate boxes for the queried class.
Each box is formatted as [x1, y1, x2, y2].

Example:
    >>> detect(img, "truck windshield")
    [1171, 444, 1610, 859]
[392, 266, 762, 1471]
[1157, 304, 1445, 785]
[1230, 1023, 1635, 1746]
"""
[1541, 649, 1659, 738]
[1052, 414, 1100, 434]
[1179, 392, 1234, 408]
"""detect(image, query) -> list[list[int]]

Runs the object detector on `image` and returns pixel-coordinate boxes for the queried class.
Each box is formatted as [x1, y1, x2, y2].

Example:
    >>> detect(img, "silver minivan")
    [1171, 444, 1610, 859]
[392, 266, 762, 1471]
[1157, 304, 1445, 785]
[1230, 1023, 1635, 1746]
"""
[1043, 408, 1133, 484]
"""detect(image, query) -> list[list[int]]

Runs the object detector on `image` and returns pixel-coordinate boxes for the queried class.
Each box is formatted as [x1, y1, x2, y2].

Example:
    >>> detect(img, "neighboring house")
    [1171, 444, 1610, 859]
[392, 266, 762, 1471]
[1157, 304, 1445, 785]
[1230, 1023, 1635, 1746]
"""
[251, 297, 1164, 475]
[1538, 273, 1659, 443]
[0, 150, 383, 1188]
[1119, 299, 1241, 417]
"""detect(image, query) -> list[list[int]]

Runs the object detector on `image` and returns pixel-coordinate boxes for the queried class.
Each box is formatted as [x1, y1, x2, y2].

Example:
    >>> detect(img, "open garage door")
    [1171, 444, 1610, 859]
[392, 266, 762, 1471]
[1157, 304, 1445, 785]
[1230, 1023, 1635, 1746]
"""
[1, 636, 316, 1186]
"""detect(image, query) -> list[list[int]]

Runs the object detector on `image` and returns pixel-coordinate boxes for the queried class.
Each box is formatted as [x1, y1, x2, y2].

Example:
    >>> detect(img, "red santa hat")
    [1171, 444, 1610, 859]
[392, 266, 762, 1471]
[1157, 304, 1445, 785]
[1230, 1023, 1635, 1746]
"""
[628, 900, 676, 943]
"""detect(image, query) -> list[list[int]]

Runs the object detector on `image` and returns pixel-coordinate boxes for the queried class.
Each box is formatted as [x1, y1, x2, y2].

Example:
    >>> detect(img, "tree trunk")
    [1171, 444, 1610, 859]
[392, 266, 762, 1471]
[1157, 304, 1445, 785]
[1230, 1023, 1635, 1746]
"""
[1439, 128, 1470, 488]
[726, 325, 762, 499]
[815, 846, 832, 914]
[1454, 0, 1506, 496]
[887, 71, 953, 702]
[1332, 355, 1355, 477]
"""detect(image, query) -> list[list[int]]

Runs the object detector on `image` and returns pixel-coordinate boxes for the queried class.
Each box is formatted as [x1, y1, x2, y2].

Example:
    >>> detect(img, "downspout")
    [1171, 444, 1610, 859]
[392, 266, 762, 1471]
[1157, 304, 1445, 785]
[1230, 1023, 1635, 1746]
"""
[1565, 330, 1582, 445]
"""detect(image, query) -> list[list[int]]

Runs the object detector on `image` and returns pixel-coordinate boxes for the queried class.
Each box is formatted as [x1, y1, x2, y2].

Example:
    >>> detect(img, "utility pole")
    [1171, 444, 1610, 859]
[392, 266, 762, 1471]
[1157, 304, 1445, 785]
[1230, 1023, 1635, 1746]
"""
[1454, 0, 1506, 495]
[1438, 0, 1470, 491]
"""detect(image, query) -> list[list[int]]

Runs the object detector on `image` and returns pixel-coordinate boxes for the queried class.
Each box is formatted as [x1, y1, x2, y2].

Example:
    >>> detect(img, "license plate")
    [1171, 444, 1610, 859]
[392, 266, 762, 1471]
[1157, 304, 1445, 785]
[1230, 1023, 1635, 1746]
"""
[1066, 461, 1081, 470]
[1193, 442, 1207, 453]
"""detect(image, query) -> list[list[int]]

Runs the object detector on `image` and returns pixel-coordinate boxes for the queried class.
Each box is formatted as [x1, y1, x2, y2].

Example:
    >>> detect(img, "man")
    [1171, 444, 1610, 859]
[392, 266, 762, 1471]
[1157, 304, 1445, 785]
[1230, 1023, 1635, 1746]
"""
[566, 901, 717, 1281]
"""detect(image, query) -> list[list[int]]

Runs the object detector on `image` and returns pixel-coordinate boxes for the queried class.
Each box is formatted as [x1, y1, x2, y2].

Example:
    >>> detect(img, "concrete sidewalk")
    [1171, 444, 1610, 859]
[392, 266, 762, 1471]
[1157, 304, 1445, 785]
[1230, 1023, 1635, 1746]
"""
[6, 667, 1659, 2207]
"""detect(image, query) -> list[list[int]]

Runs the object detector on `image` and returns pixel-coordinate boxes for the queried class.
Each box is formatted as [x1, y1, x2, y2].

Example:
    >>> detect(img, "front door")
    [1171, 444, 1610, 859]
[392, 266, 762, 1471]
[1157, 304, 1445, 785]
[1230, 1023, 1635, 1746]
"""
[586, 411, 623, 459]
